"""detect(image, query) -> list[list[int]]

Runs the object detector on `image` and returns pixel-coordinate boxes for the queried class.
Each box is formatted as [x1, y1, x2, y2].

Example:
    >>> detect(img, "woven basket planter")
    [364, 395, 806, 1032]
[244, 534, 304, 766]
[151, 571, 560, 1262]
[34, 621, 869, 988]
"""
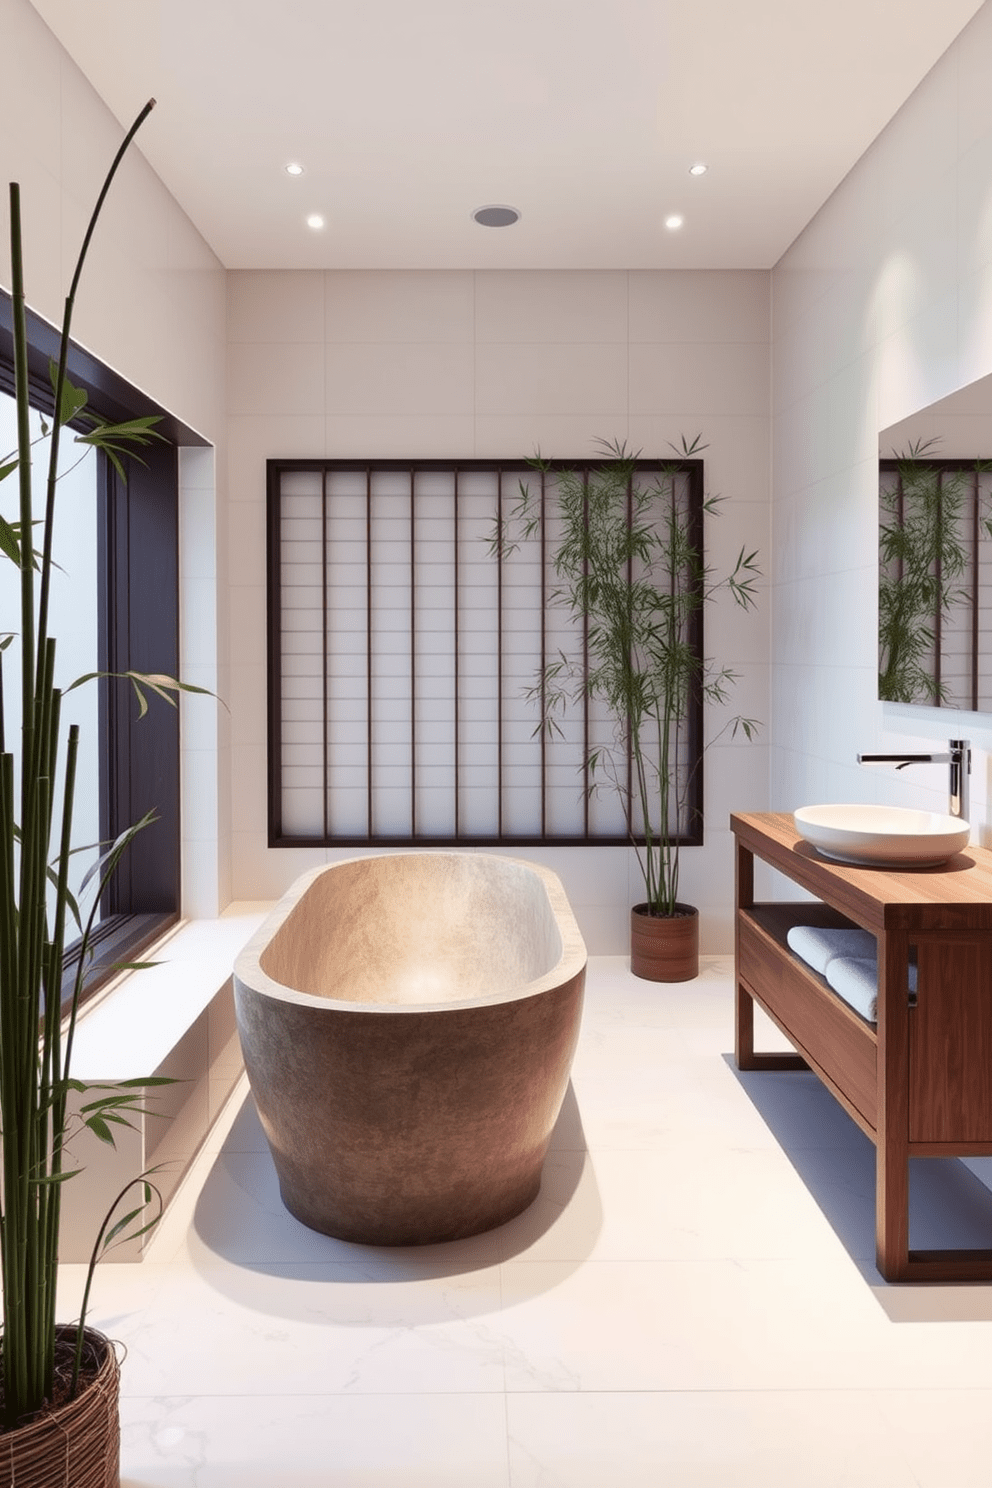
[0, 1327, 120, 1488]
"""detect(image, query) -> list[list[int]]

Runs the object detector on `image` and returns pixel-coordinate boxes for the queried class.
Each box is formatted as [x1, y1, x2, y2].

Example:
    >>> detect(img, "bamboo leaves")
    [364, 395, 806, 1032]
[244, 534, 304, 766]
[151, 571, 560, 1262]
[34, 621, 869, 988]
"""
[49, 361, 89, 429]
[65, 668, 217, 718]
[0, 513, 19, 564]
[43, 357, 166, 476]
[74, 415, 164, 479]
[496, 436, 761, 917]
[72, 1171, 164, 1392]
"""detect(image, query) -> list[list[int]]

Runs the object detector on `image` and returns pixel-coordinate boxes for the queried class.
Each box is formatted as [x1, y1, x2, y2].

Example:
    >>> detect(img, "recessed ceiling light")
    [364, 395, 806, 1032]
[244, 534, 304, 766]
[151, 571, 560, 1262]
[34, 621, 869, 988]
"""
[285, 162, 305, 176]
[665, 214, 684, 231]
[472, 204, 521, 228]
[306, 214, 325, 230]
[688, 162, 708, 177]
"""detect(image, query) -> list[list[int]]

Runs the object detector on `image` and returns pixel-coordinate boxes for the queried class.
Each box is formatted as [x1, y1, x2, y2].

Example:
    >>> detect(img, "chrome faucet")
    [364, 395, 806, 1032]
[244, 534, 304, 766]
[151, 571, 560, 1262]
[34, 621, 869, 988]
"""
[856, 738, 970, 822]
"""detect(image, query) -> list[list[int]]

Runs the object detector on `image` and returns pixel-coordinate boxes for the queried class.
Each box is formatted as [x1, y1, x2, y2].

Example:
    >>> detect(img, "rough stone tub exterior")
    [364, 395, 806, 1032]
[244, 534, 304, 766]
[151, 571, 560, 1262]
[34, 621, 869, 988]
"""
[233, 853, 587, 1245]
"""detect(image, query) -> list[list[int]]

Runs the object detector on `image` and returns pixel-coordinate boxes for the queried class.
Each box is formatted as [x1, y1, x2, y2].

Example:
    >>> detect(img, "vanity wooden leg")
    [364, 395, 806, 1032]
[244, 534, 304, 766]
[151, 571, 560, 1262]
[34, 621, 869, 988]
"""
[876, 1130, 910, 1280]
[875, 936, 911, 1280]
[734, 839, 756, 1067]
[735, 977, 756, 1067]
[733, 839, 808, 1072]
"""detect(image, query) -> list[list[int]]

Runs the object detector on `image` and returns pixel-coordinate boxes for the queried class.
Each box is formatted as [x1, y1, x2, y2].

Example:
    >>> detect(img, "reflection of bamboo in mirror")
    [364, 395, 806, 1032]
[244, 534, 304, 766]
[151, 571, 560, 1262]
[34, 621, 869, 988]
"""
[878, 440, 992, 708]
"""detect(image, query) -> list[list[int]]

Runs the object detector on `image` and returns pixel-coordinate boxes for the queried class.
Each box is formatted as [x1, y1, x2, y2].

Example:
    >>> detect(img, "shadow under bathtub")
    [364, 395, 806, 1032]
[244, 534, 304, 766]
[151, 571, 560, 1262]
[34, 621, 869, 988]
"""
[729, 1056, 992, 1318]
[188, 1080, 599, 1305]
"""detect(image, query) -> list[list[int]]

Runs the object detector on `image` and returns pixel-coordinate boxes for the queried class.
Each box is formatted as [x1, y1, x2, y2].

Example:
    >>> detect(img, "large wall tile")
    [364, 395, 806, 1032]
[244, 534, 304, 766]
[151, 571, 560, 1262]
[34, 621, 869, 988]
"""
[227, 416, 328, 502]
[473, 415, 626, 459]
[475, 341, 628, 417]
[629, 271, 769, 345]
[958, 0, 992, 158]
[324, 271, 474, 343]
[324, 414, 476, 456]
[228, 271, 324, 344]
[228, 342, 325, 417]
[474, 271, 627, 344]
[324, 342, 474, 416]
[630, 342, 769, 418]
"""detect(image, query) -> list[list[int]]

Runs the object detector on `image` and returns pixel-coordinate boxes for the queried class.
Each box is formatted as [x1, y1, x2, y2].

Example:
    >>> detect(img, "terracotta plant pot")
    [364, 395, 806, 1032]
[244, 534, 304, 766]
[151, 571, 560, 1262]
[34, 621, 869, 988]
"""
[0, 1327, 120, 1488]
[630, 903, 700, 982]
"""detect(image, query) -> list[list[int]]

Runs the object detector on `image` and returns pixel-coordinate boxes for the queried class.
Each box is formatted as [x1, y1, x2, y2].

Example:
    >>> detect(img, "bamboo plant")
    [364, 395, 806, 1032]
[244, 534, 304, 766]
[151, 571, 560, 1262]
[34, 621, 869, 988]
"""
[494, 437, 760, 918]
[0, 99, 201, 1429]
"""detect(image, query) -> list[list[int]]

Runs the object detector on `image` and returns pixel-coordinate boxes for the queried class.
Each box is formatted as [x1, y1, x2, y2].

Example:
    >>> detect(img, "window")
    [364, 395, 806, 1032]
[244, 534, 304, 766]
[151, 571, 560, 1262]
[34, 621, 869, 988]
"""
[268, 457, 705, 849]
[0, 291, 197, 1006]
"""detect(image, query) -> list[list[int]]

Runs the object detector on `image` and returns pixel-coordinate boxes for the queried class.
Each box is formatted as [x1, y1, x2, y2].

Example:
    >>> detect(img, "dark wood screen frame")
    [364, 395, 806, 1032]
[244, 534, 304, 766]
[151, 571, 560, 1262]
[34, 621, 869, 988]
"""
[267, 456, 706, 851]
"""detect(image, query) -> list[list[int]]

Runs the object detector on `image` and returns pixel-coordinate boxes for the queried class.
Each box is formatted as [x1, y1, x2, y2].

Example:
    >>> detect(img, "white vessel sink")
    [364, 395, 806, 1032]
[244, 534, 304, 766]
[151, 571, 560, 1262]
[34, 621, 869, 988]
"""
[793, 804, 970, 867]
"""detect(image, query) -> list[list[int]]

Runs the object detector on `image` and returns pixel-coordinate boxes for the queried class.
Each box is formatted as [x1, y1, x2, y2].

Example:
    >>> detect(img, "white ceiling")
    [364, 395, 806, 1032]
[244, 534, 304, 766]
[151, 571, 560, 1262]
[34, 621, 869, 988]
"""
[28, 0, 987, 271]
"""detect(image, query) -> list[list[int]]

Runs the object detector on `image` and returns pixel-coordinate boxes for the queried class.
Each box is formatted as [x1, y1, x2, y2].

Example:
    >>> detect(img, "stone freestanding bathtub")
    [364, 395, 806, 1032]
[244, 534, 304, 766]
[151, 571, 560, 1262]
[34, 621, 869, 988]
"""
[233, 853, 586, 1245]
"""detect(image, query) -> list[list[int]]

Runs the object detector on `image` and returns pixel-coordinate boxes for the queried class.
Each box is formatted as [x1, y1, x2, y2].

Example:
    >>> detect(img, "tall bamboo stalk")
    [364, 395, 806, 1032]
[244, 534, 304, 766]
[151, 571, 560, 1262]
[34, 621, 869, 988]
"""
[1, 101, 158, 1430]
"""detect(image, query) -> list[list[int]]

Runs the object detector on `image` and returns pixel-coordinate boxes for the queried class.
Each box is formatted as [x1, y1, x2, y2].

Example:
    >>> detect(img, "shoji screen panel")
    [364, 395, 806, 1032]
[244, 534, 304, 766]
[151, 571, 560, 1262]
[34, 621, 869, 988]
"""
[267, 458, 702, 848]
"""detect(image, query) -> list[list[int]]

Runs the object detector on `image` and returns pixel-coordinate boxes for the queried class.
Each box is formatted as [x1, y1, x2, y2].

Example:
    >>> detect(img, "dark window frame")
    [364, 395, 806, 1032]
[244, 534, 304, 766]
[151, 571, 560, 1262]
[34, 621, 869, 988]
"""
[267, 456, 706, 850]
[0, 291, 205, 1007]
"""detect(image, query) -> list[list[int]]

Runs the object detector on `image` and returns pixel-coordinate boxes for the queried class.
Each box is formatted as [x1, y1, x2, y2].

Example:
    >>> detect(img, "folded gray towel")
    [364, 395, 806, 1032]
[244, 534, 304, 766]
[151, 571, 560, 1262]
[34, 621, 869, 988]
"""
[786, 924, 877, 974]
[787, 926, 918, 1025]
[826, 956, 879, 1022]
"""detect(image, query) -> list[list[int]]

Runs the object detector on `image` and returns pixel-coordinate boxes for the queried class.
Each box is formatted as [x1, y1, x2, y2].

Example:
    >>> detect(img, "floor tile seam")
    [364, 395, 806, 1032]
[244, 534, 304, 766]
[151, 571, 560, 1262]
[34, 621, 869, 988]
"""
[116, 1380, 992, 1402]
[555, 1139, 810, 1153]
[119, 1388, 518, 1401]
[157, 1259, 510, 1275]
[498, 1388, 513, 1486]
[499, 1384, 991, 1395]
[497, 1254, 862, 1268]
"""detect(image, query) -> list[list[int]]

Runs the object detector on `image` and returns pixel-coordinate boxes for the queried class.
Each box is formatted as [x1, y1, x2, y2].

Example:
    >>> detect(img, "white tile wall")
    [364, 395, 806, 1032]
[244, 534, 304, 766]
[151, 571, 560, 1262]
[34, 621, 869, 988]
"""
[226, 268, 771, 952]
[770, 2, 992, 830]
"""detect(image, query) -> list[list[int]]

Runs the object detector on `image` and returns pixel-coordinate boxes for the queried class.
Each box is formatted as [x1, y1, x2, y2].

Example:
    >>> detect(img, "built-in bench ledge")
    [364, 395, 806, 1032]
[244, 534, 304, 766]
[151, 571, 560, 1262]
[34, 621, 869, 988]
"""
[60, 902, 273, 1263]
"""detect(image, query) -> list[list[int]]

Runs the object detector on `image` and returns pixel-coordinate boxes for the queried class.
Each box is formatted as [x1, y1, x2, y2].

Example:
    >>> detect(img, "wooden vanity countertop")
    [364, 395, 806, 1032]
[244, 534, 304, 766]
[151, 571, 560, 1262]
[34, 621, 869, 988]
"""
[731, 810, 992, 934]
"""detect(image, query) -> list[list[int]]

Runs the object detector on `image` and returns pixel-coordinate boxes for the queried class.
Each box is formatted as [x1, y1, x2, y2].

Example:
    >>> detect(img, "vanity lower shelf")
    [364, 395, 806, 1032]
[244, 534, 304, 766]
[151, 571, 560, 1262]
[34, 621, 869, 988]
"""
[738, 902, 878, 1136]
[732, 810, 992, 1282]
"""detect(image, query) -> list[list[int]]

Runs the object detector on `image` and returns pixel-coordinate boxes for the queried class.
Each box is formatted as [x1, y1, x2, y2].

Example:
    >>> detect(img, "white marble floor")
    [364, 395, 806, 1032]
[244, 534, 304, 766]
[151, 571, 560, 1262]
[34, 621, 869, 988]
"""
[58, 956, 992, 1487]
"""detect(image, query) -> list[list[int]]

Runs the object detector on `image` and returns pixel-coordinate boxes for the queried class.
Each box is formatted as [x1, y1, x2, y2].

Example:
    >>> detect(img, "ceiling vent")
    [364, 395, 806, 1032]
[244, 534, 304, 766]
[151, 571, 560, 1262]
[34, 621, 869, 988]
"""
[472, 205, 520, 227]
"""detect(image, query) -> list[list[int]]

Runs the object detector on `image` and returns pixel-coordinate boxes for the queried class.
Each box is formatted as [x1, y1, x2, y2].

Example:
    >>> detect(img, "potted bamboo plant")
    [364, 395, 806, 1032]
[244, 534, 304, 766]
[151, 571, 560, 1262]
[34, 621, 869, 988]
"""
[0, 99, 200, 1484]
[497, 436, 760, 981]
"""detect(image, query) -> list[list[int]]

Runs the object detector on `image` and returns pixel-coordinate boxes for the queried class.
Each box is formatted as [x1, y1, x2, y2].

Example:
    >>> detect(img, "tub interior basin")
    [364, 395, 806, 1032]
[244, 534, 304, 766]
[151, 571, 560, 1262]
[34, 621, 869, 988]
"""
[258, 853, 567, 1006]
[793, 803, 970, 867]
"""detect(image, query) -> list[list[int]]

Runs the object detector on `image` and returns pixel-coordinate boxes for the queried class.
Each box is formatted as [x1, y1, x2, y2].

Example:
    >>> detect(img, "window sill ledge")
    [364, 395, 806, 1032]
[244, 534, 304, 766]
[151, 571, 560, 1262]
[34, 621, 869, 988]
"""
[71, 902, 273, 1080]
[60, 901, 274, 1262]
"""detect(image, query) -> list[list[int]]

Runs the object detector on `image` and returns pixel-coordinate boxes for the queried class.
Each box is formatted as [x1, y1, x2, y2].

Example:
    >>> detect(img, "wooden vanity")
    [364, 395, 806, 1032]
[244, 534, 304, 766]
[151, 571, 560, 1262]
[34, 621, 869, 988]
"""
[732, 811, 992, 1282]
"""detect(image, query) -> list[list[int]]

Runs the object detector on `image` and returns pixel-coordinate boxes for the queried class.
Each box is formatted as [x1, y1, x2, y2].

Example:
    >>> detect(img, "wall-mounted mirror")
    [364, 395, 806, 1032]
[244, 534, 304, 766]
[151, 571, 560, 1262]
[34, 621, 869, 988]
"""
[879, 374, 992, 709]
